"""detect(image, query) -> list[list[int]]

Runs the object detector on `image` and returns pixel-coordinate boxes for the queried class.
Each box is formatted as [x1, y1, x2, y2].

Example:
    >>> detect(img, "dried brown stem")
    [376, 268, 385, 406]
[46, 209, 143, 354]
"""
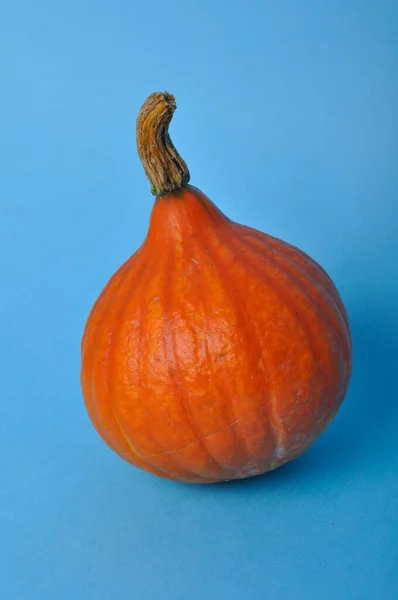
[136, 92, 190, 197]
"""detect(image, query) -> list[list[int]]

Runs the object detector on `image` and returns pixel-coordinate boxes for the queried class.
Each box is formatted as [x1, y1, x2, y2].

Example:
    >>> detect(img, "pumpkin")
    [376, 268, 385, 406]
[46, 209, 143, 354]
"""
[81, 91, 352, 484]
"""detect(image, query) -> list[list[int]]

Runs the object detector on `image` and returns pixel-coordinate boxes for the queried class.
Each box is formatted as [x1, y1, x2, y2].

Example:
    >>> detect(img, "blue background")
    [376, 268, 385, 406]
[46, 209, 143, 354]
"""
[1, 1, 397, 598]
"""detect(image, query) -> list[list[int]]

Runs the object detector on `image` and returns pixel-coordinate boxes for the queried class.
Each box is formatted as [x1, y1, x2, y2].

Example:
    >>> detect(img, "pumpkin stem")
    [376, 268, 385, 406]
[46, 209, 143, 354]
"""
[136, 92, 190, 197]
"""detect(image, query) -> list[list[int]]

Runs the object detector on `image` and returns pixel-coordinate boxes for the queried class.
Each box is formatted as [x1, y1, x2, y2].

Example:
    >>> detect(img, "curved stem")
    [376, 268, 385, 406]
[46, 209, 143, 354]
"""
[136, 92, 190, 197]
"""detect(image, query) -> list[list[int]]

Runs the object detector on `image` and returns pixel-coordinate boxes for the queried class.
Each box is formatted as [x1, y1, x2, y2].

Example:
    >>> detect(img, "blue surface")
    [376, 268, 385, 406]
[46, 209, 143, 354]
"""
[1, 1, 397, 598]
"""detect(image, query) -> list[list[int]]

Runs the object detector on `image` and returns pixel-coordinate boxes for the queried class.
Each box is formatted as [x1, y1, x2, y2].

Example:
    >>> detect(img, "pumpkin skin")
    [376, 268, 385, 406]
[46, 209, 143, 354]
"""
[81, 93, 352, 484]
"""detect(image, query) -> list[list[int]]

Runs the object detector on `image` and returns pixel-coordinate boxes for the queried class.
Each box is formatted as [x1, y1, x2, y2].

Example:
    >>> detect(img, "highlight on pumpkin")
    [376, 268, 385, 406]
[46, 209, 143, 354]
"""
[81, 92, 352, 484]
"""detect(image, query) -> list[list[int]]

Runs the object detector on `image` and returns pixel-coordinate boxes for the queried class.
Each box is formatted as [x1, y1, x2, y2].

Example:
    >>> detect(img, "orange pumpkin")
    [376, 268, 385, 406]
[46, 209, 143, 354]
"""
[81, 92, 352, 483]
